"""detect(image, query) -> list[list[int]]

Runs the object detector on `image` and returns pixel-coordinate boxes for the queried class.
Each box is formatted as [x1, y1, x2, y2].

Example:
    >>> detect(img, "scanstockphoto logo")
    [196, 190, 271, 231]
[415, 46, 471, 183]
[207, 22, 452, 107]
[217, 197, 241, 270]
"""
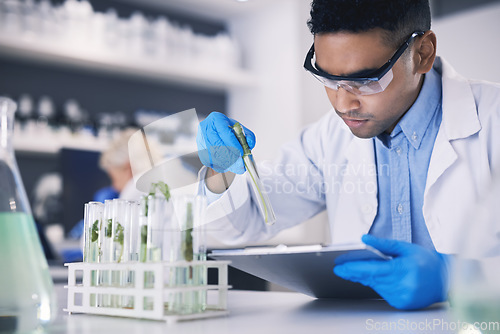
[365, 318, 500, 332]
[258, 159, 382, 197]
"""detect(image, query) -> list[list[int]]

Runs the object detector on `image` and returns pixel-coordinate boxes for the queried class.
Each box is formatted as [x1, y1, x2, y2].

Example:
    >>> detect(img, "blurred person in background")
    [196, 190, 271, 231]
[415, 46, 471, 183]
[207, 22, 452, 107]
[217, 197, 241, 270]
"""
[68, 128, 144, 242]
[98, 128, 144, 201]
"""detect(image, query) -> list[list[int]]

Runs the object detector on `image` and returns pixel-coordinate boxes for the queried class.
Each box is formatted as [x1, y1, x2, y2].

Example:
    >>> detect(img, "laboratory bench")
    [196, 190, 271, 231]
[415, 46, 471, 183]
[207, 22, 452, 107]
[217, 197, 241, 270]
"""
[45, 284, 455, 334]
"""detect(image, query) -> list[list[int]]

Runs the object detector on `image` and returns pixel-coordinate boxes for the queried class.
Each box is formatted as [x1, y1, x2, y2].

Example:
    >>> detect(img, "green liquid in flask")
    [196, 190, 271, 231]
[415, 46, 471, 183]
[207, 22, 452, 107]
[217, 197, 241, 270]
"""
[0, 212, 55, 332]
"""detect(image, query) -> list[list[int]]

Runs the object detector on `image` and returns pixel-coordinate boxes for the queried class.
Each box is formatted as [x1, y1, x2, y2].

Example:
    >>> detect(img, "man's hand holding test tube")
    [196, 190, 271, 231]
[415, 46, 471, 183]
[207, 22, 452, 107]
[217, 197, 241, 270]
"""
[197, 112, 276, 225]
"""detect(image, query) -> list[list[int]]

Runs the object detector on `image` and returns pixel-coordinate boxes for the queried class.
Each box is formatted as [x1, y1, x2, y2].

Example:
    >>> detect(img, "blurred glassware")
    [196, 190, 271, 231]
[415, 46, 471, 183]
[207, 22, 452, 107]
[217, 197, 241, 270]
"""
[1, 0, 22, 34]
[0, 0, 242, 70]
[450, 175, 500, 334]
[103, 8, 121, 52]
[37, 95, 57, 128]
[0, 96, 56, 332]
[17, 93, 33, 125]
[63, 98, 86, 132]
[19, 0, 40, 38]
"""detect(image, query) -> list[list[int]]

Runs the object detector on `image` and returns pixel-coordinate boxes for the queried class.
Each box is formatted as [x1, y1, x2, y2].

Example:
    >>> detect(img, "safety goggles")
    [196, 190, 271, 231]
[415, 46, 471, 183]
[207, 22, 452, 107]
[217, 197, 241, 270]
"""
[303, 31, 424, 95]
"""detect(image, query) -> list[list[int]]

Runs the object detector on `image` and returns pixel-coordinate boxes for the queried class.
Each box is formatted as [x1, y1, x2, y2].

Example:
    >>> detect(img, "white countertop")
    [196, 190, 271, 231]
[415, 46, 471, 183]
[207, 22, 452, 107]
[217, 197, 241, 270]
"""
[45, 284, 455, 334]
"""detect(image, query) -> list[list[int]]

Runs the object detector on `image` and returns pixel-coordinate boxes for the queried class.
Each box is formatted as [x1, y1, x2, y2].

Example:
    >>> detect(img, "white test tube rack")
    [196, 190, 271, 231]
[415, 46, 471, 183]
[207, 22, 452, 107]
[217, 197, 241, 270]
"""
[64, 260, 231, 324]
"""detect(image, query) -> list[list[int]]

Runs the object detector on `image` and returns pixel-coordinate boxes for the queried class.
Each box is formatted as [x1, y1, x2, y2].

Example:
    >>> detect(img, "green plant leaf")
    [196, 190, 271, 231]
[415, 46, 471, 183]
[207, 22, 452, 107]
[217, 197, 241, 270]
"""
[91, 220, 99, 243]
[106, 219, 112, 238]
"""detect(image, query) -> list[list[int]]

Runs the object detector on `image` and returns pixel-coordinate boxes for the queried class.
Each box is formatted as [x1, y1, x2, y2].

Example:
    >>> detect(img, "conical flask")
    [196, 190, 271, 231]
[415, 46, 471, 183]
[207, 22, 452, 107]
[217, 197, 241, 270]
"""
[0, 97, 56, 332]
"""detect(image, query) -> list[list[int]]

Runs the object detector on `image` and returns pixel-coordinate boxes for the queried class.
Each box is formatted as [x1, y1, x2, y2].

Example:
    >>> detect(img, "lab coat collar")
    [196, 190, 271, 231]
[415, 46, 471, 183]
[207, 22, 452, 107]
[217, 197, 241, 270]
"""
[433, 57, 481, 140]
[397, 67, 442, 150]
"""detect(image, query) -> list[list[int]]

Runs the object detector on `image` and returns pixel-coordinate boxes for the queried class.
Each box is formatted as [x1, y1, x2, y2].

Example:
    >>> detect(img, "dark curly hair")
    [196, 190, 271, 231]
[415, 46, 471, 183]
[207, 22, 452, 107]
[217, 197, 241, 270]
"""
[307, 0, 431, 48]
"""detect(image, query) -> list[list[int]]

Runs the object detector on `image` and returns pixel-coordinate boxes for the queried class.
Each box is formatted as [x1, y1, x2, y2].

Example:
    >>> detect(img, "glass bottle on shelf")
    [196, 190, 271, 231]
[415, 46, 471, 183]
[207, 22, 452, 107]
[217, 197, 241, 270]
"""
[0, 96, 56, 332]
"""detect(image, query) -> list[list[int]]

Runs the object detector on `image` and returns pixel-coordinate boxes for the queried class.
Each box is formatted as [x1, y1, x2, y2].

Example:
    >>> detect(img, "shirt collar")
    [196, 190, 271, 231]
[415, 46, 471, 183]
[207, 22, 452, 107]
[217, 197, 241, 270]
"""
[377, 67, 442, 150]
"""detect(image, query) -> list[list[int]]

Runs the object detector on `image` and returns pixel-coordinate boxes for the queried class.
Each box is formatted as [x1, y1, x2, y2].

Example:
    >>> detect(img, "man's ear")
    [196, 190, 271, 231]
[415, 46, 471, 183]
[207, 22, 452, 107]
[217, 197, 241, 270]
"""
[414, 30, 437, 74]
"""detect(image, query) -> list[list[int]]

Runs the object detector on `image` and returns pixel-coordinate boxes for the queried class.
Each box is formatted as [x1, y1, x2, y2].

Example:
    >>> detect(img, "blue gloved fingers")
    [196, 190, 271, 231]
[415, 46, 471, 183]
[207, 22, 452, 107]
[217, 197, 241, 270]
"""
[334, 260, 396, 285]
[361, 234, 414, 257]
[211, 113, 244, 154]
[210, 116, 247, 173]
[240, 123, 256, 150]
[196, 112, 255, 174]
[342, 236, 450, 310]
[197, 123, 240, 173]
[210, 146, 245, 174]
[207, 112, 256, 152]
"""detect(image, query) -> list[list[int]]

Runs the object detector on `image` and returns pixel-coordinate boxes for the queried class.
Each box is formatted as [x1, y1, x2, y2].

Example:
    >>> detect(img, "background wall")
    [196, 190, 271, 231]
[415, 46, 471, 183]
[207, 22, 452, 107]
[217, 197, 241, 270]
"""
[431, 1, 500, 82]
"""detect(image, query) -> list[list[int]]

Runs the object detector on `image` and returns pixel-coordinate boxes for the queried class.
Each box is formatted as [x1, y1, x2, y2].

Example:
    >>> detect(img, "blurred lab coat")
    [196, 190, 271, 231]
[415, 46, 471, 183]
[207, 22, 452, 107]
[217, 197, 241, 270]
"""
[201, 57, 500, 256]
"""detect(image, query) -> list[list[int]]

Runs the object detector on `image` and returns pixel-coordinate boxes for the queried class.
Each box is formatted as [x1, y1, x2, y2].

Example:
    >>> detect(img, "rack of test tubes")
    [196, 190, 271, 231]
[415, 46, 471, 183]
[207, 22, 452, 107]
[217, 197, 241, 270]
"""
[65, 192, 231, 323]
[64, 260, 230, 323]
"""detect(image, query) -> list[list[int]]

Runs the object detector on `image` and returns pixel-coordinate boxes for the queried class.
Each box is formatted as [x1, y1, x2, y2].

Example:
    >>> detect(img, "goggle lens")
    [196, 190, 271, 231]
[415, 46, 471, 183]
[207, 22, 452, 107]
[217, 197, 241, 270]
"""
[311, 69, 394, 95]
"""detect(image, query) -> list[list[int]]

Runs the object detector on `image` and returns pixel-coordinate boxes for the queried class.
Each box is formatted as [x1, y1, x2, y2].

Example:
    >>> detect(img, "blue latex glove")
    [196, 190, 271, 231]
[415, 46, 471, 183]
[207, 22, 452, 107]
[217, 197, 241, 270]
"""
[197, 112, 256, 174]
[334, 234, 449, 310]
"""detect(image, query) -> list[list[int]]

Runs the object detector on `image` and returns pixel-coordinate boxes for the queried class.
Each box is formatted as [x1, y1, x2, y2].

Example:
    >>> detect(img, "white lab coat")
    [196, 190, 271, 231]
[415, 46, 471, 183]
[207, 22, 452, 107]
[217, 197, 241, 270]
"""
[119, 178, 145, 201]
[201, 57, 500, 255]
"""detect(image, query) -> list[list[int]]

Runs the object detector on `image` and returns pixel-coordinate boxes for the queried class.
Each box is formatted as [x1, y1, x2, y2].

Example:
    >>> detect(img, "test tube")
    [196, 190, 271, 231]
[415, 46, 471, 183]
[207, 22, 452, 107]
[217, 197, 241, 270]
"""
[138, 195, 148, 263]
[113, 199, 133, 308]
[170, 195, 208, 314]
[172, 195, 207, 262]
[140, 195, 173, 309]
[111, 199, 130, 264]
[232, 122, 276, 225]
[83, 201, 103, 307]
[83, 202, 103, 264]
[122, 200, 140, 309]
[100, 199, 115, 306]
[127, 201, 140, 263]
[101, 199, 113, 264]
[145, 195, 173, 262]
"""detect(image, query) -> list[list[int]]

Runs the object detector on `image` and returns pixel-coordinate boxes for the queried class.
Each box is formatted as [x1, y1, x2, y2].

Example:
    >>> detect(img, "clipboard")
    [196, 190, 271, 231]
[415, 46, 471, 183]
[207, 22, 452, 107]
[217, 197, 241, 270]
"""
[209, 243, 389, 299]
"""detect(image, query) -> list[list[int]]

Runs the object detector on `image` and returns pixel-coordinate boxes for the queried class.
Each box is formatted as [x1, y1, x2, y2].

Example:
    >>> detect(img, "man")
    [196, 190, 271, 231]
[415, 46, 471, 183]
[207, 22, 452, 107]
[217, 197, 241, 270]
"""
[69, 129, 144, 241]
[196, 0, 500, 310]
[99, 128, 145, 201]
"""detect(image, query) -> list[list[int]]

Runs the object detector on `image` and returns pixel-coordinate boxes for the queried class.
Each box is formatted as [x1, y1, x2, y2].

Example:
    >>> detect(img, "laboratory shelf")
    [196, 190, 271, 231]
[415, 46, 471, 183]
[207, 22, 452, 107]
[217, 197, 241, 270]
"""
[0, 34, 256, 92]
[13, 131, 107, 154]
[115, 0, 267, 22]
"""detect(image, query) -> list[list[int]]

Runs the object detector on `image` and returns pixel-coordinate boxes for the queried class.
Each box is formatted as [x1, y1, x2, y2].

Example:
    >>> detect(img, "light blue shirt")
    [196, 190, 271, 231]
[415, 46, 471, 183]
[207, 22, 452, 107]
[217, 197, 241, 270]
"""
[369, 68, 443, 250]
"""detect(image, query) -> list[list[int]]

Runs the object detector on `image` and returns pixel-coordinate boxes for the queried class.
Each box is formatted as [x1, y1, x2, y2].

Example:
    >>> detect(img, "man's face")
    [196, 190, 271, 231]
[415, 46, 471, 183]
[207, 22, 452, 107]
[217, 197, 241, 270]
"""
[314, 29, 422, 138]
